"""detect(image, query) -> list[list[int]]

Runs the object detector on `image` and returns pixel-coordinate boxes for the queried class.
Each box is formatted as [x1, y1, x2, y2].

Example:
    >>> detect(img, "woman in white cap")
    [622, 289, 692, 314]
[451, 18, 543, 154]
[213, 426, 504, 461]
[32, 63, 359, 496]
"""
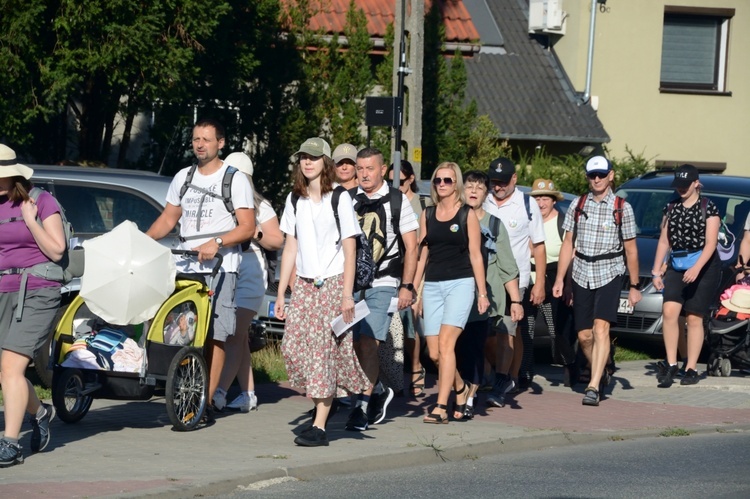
[651, 164, 722, 387]
[0, 144, 65, 466]
[275, 138, 370, 446]
[213, 152, 283, 413]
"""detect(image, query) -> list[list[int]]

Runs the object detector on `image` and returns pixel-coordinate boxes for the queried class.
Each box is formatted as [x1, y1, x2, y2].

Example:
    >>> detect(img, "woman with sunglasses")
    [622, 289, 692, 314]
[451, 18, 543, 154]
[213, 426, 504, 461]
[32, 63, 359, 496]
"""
[651, 164, 721, 387]
[412, 162, 489, 423]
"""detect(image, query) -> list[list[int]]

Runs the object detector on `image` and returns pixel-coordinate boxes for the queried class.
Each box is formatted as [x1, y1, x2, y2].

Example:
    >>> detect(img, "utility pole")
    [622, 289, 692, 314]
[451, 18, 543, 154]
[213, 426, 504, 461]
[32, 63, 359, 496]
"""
[392, 0, 424, 182]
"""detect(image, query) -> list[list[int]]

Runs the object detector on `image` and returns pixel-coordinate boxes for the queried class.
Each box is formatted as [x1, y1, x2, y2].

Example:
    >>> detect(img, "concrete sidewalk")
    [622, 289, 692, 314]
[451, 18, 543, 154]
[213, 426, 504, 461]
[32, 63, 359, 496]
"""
[1, 360, 749, 498]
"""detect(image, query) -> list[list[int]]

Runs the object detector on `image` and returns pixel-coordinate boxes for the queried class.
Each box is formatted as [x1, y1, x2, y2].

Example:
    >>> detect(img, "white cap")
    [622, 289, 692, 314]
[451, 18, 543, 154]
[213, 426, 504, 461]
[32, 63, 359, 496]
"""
[225, 152, 253, 176]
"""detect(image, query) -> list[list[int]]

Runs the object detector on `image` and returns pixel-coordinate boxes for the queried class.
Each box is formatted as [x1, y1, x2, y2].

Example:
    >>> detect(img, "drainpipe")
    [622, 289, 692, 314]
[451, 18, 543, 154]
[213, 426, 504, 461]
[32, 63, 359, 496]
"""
[582, 0, 598, 104]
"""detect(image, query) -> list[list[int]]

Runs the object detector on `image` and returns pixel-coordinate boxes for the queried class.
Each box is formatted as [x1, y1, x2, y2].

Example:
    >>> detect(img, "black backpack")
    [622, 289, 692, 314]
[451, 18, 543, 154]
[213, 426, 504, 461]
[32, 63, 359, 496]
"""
[291, 186, 376, 292]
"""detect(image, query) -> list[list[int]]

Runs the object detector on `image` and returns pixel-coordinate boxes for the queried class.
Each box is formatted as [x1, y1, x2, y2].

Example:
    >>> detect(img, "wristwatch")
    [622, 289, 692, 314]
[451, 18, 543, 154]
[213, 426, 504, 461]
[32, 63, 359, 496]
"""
[629, 282, 641, 290]
[214, 237, 224, 248]
[399, 283, 414, 291]
[256, 230, 263, 241]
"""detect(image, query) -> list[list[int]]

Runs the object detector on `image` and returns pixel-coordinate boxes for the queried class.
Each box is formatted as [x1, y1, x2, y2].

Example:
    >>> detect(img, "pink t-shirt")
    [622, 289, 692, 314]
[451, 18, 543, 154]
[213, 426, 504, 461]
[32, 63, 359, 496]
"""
[0, 190, 63, 293]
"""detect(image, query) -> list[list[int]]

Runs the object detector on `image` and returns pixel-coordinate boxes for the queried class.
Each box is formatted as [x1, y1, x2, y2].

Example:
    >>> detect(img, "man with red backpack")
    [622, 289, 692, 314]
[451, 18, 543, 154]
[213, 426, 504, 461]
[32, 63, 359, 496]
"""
[552, 156, 642, 406]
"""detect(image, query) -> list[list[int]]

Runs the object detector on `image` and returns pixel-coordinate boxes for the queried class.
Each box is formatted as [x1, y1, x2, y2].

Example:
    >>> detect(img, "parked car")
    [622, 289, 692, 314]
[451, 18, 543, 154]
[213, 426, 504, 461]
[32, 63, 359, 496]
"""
[29, 164, 180, 385]
[613, 171, 750, 340]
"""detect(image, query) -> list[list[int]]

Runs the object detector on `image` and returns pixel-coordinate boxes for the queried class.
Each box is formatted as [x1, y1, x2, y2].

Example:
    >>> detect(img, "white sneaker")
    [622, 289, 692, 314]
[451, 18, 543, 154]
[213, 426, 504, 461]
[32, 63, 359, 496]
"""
[213, 389, 227, 412]
[226, 392, 258, 413]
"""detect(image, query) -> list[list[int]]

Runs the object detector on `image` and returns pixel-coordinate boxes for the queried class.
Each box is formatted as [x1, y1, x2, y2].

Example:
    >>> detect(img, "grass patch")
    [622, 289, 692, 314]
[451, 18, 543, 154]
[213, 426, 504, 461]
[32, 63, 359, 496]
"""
[660, 427, 691, 437]
[252, 342, 288, 384]
[613, 344, 653, 362]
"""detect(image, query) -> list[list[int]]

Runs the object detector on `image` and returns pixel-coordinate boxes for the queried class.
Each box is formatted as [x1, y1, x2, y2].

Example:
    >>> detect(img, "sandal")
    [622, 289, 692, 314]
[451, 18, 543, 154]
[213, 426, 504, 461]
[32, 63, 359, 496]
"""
[410, 366, 426, 397]
[452, 381, 470, 421]
[423, 404, 449, 424]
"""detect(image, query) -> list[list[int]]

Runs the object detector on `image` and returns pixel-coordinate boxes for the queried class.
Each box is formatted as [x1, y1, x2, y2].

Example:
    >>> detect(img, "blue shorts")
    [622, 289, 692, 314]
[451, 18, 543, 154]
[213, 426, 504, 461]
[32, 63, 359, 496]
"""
[423, 278, 475, 336]
[354, 286, 397, 342]
[400, 308, 423, 339]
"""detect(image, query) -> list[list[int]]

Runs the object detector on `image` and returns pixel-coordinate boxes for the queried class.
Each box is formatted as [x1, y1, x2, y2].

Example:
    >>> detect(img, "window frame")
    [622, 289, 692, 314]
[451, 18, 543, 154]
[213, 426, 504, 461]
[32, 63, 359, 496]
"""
[659, 6, 735, 96]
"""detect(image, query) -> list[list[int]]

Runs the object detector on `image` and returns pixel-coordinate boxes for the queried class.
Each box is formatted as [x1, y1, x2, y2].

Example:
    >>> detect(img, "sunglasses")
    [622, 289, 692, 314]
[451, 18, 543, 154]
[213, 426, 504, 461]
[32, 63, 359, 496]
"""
[586, 171, 609, 180]
[433, 177, 455, 186]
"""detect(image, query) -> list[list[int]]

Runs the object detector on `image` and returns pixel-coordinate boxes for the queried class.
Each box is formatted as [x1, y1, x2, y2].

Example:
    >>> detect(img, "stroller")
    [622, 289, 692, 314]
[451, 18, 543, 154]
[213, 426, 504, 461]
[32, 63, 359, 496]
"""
[706, 261, 750, 377]
[50, 251, 221, 431]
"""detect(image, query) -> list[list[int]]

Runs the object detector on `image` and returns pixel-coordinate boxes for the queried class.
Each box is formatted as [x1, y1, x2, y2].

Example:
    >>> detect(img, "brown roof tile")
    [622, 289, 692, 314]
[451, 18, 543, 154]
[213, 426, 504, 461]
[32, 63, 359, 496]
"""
[283, 0, 479, 43]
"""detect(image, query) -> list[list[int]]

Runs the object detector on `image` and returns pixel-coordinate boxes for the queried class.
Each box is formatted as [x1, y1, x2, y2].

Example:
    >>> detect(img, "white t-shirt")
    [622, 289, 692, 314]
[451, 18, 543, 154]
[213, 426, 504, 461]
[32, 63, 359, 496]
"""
[352, 182, 419, 288]
[166, 162, 254, 273]
[238, 199, 277, 293]
[483, 188, 545, 289]
[279, 189, 361, 279]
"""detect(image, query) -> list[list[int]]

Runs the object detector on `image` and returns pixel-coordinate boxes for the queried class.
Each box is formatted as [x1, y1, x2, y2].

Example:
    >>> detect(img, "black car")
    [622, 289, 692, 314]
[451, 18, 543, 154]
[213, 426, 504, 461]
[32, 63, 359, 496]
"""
[613, 170, 750, 339]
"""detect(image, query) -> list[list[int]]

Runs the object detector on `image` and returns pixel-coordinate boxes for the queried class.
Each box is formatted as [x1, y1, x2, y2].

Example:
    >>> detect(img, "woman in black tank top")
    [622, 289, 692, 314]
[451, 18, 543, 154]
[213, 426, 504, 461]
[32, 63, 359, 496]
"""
[412, 162, 489, 424]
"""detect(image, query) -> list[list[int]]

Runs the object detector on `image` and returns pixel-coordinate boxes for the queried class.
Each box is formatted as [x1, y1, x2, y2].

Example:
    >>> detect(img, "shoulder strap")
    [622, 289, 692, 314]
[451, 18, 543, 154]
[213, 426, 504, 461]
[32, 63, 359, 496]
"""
[613, 195, 625, 247]
[459, 204, 470, 249]
[572, 195, 588, 244]
[221, 166, 239, 225]
[700, 196, 708, 222]
[389, 187, 402, 236]
[331, 185, 346, 245]
[179, 164, 198, 201]
[424, 205, 436, 242]
[523, 193, 532, 221]
[419, 196, 427, 209]
[490, 213, 501, 239]
[556, 210, 565, 240]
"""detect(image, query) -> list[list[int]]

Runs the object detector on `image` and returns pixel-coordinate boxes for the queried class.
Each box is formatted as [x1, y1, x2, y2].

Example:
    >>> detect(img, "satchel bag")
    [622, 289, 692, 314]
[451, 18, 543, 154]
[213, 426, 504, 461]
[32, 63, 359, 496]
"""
[670, 249, 702, 271]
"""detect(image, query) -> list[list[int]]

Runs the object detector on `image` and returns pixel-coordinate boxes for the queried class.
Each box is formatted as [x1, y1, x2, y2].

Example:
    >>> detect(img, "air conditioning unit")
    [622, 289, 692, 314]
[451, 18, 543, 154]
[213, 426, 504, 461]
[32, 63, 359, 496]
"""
[529, 0, 566, 34]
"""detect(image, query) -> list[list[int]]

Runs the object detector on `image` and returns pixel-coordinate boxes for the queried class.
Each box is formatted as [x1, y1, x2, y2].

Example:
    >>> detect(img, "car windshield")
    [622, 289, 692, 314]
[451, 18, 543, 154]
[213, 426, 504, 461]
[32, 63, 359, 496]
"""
[617, 187, 750, 240]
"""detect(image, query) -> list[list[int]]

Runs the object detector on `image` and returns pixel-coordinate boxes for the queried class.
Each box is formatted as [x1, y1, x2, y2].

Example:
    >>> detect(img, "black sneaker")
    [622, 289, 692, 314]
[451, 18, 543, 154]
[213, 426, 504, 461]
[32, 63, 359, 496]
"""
[300, 399, 340, 433]
[294, 426, 329, 447]
[582, 387, 599, 406]
[675, 361, 687, 378]
[30, 403, 56, 453]
[658, 364, 679, 388]
[345, 406, 368, 431]
[0, 440, 23, 468]
[680, 368, 700, 385]
[367, 387, 394, 425]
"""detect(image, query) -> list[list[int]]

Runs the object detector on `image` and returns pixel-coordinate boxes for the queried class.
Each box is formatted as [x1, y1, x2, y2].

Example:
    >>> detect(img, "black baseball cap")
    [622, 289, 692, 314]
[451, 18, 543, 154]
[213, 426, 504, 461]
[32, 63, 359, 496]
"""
[671, 164, 699, 188]
[488, 157, 516, 182]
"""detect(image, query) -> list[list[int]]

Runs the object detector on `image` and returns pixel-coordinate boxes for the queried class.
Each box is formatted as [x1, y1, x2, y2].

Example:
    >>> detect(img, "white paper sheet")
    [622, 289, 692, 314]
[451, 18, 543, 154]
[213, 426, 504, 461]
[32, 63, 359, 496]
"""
[330, 300, 371, 337]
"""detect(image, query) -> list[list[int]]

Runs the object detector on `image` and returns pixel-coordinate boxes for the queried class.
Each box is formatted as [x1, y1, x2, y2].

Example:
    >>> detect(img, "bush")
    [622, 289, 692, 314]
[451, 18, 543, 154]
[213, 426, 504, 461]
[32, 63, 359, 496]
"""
[515, 146, 654, 196]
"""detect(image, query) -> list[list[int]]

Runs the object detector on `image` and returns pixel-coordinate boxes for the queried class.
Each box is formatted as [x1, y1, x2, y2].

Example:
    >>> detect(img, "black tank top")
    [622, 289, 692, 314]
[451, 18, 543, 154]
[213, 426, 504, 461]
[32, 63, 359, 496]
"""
[424, 205, 474, 282]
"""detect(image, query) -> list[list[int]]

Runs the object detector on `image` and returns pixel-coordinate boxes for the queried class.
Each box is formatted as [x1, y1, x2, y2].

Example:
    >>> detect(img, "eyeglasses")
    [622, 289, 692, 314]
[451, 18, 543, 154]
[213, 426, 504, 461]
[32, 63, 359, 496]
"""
[433, 177, 455, 186]
[586, 171, 609, 180]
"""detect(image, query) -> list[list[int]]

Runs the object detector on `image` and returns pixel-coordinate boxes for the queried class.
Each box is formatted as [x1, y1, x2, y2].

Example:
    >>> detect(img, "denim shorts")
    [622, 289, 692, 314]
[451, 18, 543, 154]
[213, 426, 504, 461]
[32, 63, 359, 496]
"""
[354, 286, 398, 342]
[423, 278, 475, 336]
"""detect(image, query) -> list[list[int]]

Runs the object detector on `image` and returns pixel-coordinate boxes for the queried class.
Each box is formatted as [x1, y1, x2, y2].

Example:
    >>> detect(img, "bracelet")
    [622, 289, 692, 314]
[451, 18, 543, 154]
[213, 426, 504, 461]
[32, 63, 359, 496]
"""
[343, 296, 354, 301]
[478, 294, 487, 298]
[511, 300, 523, 305]
[651, 273, 662, 278]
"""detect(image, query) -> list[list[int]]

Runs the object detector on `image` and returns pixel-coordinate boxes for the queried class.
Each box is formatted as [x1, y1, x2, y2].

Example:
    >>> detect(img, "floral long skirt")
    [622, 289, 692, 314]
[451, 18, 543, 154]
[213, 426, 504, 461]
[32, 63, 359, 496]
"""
[281, 274, 370, 399]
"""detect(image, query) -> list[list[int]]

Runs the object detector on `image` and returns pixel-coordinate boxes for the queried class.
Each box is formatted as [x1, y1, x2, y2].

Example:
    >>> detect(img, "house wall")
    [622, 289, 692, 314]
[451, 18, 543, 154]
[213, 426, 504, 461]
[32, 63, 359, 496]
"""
[551, 0, 749, 174]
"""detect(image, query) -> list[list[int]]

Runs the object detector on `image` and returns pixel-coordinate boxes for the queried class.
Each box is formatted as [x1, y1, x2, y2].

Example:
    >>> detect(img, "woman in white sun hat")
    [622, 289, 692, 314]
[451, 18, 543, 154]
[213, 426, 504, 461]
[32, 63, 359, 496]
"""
[0, 144, 65, 466]
[214, 152, 283, 413]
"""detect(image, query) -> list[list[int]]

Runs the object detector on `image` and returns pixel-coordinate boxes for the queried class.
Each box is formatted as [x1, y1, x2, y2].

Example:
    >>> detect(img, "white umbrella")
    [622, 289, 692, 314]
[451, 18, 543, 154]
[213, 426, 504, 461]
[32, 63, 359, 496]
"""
[80, 221, 176, 325]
